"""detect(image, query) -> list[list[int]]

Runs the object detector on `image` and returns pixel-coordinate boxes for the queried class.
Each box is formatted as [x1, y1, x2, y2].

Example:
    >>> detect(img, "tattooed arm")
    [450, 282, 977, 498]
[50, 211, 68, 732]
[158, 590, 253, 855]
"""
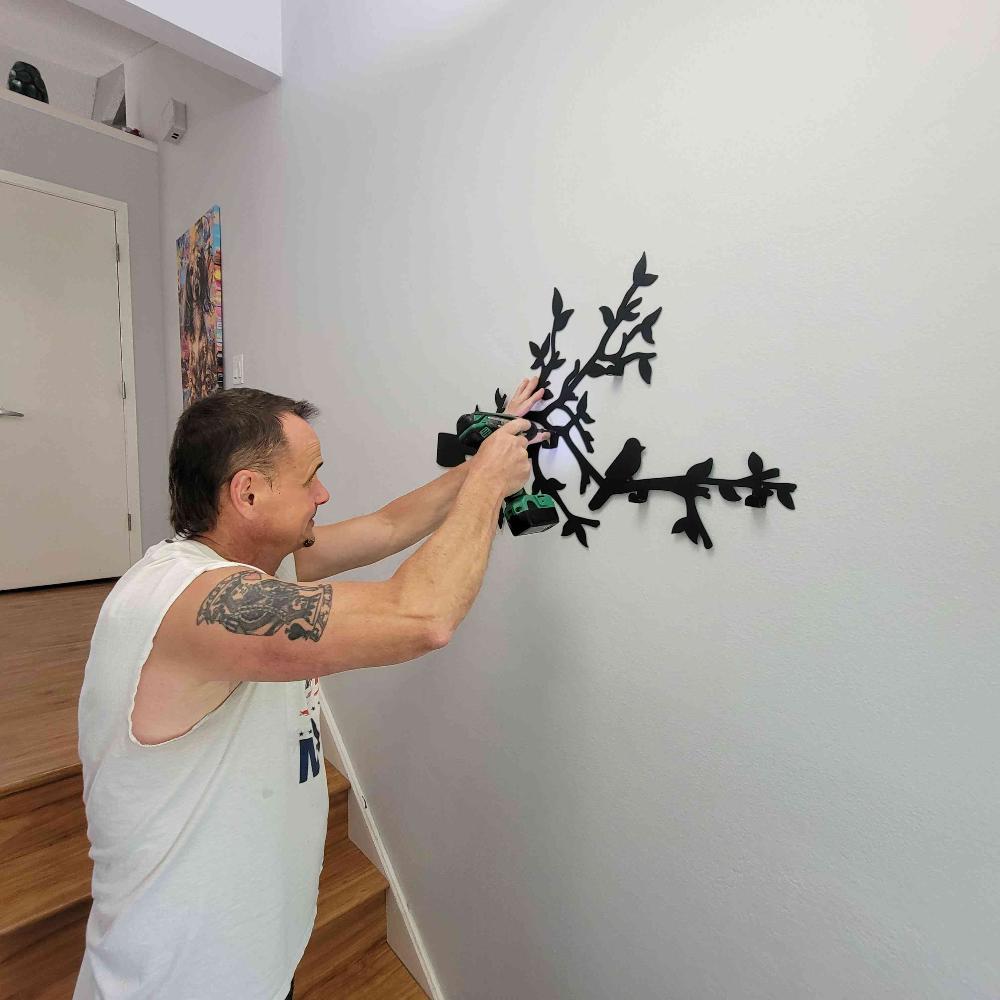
[149, 568, 447, 685]
[196, 572, 334, 642]
[130, 569, 445, 741]
[148, 455, 511, 690]
[132, 462, 510, 741]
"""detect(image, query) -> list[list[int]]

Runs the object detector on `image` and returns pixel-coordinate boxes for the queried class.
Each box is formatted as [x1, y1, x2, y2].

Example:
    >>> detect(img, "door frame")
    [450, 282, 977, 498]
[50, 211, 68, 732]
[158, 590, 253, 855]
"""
[1, 168, 143, 565]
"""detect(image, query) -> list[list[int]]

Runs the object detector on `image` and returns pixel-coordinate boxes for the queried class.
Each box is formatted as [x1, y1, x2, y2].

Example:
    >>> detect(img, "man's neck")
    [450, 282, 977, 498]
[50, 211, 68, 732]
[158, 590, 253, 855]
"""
[186, 532, 284, 577]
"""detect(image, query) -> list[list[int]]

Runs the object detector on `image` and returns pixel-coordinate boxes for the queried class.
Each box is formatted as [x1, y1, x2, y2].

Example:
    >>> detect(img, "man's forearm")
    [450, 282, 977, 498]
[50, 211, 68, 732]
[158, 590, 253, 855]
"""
[391, 468, 504, 636]
[381, 463, 471, 552]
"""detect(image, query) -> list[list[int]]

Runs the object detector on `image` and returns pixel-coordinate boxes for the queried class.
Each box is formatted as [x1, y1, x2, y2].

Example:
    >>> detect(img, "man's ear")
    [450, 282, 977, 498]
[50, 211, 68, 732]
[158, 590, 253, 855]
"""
[229, 470, 257, 516]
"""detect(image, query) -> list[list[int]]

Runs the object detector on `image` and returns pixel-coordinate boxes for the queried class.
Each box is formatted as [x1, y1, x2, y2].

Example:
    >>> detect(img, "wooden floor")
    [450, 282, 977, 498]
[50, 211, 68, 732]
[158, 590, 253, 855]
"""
[0, 580, 115, 794]
[0, 579, 427, 999]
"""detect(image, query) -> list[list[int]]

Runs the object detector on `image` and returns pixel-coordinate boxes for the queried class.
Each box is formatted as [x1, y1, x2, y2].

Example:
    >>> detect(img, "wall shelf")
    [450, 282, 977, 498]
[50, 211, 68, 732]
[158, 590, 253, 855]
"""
[1, 88, 157, 152]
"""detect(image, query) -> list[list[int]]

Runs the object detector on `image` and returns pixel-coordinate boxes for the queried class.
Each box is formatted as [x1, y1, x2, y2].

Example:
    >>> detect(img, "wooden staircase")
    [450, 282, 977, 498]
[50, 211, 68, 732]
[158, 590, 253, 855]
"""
[0, 580, 427, 999]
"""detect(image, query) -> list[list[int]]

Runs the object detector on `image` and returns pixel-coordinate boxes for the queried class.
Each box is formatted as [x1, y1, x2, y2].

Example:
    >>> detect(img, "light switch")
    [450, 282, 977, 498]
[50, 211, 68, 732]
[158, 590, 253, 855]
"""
[232, 353, 245, 386]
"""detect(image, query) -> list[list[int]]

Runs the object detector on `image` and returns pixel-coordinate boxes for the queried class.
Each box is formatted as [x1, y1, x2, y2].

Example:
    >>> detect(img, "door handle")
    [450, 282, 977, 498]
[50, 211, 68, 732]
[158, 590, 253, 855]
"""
[0, 407, 24, 417]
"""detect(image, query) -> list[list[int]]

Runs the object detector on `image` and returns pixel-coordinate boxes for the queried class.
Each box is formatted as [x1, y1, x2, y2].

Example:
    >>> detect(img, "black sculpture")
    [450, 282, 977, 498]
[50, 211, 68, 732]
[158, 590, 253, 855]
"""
[487, 253, 798, 549]
[8, 62, 48, 103]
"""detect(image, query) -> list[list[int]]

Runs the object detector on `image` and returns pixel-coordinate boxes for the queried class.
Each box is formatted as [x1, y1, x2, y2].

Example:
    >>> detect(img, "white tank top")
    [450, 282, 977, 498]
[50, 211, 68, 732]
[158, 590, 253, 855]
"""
[74, 538, 328, 1000]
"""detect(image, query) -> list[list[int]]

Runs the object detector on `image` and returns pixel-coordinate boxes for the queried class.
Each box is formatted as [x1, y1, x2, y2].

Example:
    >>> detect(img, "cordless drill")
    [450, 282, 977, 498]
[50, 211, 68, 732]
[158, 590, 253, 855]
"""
[436, 410, 560, 536]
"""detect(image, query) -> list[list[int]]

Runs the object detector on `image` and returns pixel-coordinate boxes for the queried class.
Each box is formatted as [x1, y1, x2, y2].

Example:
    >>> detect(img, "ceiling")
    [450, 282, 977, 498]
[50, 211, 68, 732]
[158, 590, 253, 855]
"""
[0, 0, 154, 76]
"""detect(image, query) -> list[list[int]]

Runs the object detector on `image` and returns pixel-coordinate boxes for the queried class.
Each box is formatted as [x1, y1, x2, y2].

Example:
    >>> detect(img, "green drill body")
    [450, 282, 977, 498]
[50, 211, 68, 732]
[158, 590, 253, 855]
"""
[455, 411, 559, 536]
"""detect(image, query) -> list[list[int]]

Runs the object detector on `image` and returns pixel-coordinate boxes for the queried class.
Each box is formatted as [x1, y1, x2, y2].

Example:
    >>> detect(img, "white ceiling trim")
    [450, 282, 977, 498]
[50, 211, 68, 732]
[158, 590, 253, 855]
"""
[67, 0, 280, 92]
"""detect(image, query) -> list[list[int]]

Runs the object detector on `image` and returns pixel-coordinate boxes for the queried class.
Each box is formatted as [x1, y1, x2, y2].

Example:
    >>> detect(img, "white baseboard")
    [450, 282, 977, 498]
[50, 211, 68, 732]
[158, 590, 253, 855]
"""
[317, 687, 444, 1000]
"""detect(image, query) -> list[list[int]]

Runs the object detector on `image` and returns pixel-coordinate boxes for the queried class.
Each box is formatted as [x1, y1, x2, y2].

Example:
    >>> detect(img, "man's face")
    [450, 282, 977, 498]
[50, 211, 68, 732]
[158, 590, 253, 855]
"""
[264, 414, 330, 549]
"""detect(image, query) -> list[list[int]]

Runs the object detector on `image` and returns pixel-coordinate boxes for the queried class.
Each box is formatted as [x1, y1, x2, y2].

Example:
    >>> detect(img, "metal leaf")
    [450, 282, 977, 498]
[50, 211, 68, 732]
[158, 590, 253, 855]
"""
[633, 252, 647, 283]
[687, 457, 714, 480]
[554, 308, 574, 332]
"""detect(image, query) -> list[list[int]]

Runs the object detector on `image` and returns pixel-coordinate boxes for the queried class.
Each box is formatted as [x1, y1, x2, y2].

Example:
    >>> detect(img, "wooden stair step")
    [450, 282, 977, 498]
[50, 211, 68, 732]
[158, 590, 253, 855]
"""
[0, 898, 89, 999]
[0, 771, 85, 863]
[315, 838, 388, 931]
[0, 579, 113, 797]
[0, 763, 350, 938]
[0, 824, 91, 937]
[0, 643, 90, 798]
[327, 807, 348, 848]
[0, 580, 114, 654]
[0, 646, 87, 710]
[294, 838, 389, 994]
[325, 762, 350, 800]
[0, 763, 82, 802]
[296, 893, 387, 996]
[298, 941, 426, 1000]
[326, 762, 349, 845]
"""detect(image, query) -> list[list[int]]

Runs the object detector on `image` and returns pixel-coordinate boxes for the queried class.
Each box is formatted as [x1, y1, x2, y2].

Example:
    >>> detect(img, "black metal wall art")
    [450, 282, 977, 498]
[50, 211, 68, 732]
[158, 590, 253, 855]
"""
[488, 252, 797, 549]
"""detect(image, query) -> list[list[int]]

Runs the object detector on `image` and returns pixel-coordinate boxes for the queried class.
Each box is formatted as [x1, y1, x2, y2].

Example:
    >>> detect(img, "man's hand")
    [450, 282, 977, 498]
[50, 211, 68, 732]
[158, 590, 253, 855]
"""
[295, 376, 550, 583]
[503, 375, 546, 418]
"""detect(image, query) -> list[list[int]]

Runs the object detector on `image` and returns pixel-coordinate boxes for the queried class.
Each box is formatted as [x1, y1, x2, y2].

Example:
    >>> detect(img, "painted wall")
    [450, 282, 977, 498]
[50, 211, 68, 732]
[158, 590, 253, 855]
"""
[0, 96, 169, 551]
[128, 0, 1000, 996]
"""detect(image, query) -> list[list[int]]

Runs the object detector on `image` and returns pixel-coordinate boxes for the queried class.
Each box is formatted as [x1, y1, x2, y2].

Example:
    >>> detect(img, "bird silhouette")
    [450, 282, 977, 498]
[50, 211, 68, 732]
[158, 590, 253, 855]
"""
[588, 438, 645, 511]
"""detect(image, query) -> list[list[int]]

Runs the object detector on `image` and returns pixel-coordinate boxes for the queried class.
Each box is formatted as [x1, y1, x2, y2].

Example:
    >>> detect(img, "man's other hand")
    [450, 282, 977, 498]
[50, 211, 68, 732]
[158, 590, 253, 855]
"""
[503, 375, 546, 417]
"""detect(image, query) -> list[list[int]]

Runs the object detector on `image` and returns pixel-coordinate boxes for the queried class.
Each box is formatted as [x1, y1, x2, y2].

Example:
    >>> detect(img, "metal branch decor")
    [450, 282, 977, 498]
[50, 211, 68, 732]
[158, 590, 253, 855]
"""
[490, 252, 798, 549]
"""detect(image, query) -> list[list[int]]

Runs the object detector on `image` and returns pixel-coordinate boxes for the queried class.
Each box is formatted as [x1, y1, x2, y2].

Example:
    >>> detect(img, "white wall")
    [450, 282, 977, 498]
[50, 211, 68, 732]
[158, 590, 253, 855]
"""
[0, 96, 169, 551]
[129, 1, 1000, 996]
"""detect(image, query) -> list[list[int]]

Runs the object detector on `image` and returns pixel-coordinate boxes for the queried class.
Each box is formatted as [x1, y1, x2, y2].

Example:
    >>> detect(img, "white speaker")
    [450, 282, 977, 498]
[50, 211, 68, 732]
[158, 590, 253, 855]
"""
[160, 99, 187, 144]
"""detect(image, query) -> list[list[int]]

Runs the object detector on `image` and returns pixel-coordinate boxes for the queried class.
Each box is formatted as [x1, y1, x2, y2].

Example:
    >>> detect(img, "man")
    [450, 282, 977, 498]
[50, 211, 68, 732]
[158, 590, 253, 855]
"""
[74, 378, 548, 1000]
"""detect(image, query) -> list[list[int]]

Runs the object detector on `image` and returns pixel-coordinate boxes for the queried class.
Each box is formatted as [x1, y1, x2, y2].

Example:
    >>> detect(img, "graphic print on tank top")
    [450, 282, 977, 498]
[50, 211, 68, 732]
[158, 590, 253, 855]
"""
[298, 678, 322, 783]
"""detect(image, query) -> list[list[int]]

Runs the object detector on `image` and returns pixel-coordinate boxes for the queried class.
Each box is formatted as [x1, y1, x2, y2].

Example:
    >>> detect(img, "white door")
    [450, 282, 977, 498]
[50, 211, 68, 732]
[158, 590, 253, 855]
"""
[0, 178, 133, 590]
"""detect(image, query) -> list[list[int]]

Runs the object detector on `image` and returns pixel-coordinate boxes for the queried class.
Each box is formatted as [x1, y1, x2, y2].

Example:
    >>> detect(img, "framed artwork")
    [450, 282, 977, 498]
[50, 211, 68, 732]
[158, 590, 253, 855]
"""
[177, 205, 223, 407]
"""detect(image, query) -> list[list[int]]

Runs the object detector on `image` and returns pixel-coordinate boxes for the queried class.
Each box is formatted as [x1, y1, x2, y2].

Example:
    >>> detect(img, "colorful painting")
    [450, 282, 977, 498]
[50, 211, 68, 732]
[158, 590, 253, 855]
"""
[177, 206, 223, 407]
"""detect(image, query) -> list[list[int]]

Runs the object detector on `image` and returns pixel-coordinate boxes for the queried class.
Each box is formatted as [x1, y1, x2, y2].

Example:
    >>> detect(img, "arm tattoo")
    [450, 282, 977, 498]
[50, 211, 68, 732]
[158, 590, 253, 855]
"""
[196, 571, 332, 642]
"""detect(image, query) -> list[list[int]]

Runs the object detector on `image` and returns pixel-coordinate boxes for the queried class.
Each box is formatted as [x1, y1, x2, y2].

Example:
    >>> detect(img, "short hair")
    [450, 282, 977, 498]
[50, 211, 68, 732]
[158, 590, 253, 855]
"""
[169, 388, 319, 539]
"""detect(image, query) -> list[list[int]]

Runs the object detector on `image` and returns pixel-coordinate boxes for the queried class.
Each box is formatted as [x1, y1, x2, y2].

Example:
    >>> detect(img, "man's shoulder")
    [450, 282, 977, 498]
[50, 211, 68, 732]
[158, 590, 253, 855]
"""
[99, 539, 237, 630]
